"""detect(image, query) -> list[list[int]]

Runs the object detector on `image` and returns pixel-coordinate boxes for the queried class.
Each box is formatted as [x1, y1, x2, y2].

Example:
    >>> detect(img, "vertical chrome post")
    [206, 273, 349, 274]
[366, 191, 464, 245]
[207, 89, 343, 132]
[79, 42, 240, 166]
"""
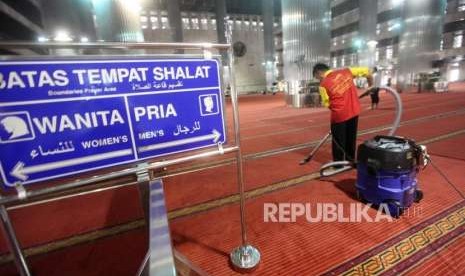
[0, 205, 31, 276]
[226, 19, 261, 273]
[148, 179, 176, 276]
[136, 163, 175, 276]
[136, 163, 151, 226]
[136, 163, 151, 276]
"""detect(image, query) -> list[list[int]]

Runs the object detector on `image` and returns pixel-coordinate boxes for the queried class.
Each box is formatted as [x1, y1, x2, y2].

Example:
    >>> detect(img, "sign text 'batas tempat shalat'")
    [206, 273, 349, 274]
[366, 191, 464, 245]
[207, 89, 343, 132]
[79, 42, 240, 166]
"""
[0, 59, 226, 187]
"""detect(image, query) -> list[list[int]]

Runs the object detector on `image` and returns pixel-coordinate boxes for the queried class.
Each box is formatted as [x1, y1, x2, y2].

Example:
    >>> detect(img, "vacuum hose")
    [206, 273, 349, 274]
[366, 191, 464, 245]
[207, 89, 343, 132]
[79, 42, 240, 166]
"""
[319, 86, 403, 176]
[382, 86, 403, 136]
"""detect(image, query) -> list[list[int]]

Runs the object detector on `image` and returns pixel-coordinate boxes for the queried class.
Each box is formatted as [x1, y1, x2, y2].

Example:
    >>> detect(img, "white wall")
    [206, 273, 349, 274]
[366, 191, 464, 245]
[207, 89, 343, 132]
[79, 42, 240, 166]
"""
[232, 28, 266, 93]
[140, 11, 269, 94]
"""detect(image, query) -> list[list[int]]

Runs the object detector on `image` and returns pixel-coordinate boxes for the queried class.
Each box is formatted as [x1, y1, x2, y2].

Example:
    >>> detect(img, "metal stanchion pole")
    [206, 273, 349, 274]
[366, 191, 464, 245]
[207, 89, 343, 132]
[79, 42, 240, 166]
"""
[136, 164, 176, 276]
[136, 164, 151, 276]
[0, 205, 31, 276]
[226, 19, 261, 273]
[147, 178, 176, 276]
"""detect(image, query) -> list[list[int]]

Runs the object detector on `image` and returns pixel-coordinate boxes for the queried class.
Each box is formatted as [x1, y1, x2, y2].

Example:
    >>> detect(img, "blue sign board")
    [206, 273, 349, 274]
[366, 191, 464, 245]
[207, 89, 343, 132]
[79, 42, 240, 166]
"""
[0, 59, 226, 187]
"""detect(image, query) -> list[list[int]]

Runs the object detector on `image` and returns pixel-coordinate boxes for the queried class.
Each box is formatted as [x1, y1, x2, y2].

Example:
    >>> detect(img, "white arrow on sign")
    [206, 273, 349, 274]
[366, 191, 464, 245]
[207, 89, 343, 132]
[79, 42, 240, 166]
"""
[10, 148, 133, 181]
[138, 129, 222, 153]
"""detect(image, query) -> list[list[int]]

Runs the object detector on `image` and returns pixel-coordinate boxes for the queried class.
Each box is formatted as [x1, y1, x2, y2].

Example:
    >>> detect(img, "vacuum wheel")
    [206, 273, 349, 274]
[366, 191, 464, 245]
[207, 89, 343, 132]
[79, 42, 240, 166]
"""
[385, 200, 402, 218]
[414, 189, 424, 203]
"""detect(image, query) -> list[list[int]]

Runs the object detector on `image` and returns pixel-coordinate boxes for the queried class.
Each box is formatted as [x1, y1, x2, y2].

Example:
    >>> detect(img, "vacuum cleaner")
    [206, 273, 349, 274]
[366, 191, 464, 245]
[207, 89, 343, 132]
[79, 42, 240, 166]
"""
[355, 135, 426, 217]
[301, 86, 428, 217]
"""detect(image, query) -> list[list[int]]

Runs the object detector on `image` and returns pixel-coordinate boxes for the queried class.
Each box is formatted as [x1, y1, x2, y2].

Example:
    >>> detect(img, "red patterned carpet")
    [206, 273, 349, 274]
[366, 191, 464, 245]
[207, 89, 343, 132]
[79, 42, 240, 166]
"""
[404, 234, 465, 275]
[0, 90, 464, 275]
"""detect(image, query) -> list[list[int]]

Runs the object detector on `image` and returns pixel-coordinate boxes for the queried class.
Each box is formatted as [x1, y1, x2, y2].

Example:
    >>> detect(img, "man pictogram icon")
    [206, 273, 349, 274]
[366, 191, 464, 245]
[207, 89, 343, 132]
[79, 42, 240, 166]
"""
[203, 96, 214, 113]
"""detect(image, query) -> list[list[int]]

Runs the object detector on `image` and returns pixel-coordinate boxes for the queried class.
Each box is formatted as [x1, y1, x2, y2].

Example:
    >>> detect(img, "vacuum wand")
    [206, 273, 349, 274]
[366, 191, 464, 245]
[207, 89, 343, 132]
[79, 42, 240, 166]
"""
[299, 92, 368, 166]
[300, 86, 403, 168]
[299, 91, 370, 165]
[299, 132, 331, 165]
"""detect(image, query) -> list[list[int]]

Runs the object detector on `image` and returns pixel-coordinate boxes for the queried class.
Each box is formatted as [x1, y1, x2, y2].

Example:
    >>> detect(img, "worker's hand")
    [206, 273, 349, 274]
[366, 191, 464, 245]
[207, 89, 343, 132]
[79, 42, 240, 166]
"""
[359, 87, 377, 99]
[359, 89, 371, 99]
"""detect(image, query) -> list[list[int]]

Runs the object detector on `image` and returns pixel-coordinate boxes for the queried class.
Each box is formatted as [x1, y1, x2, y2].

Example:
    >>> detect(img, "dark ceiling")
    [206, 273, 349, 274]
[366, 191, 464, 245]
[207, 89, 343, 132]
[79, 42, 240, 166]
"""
[226, 0, 281, 15]
[176, 0, 281, 16]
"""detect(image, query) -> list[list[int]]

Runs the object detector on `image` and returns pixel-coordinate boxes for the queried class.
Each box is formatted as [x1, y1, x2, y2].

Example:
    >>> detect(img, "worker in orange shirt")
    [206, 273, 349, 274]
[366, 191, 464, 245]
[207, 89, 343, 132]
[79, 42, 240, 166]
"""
[313, 63, 373, 163]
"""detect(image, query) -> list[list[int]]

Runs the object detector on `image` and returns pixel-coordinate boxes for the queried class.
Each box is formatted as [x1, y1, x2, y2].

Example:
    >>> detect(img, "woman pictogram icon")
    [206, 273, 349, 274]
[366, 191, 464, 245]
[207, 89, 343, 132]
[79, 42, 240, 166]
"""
[0, 116, 30, 140]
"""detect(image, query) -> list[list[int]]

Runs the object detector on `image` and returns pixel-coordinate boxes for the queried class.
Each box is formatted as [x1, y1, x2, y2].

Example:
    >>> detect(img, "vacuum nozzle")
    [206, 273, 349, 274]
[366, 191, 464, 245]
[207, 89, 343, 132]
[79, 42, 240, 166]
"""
[299, 155, 313, 165]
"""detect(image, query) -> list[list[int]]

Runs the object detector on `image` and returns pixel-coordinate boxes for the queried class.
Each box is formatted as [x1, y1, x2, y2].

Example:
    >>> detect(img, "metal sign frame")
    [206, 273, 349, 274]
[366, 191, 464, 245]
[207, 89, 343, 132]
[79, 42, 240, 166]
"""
[0, 57, 227, 187]
[0, 33, 260, 276]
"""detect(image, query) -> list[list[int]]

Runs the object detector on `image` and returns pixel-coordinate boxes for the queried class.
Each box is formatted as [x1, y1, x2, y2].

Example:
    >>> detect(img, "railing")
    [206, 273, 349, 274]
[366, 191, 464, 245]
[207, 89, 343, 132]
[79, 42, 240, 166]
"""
[0, 37, 260, 275]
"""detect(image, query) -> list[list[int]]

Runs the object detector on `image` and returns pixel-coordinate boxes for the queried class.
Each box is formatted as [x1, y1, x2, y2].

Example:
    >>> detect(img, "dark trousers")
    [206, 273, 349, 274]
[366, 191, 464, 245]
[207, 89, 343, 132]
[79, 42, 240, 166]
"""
[370, 88, 380, 104]
[330, 116, 358, 162]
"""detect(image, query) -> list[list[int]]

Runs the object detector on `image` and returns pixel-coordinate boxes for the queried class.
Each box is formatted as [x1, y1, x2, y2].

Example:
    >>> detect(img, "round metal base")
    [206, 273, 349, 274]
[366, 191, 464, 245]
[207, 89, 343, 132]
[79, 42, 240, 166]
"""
[230, 244, 261, 273]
